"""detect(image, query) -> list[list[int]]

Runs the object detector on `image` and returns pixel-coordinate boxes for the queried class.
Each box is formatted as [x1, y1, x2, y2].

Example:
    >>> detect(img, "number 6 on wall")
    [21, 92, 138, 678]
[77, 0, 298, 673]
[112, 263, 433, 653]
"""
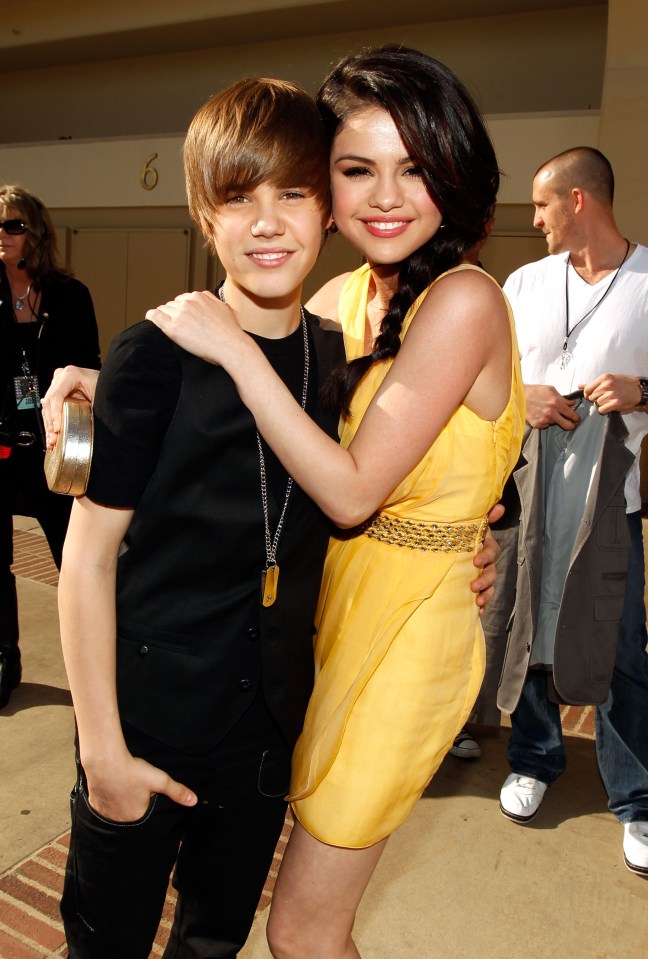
[140, 153, 159, 191]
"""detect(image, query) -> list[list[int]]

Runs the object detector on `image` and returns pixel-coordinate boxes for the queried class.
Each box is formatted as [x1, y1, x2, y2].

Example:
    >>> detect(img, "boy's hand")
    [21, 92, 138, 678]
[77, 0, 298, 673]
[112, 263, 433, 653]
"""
[471, 503, 503, 613]
[41, 366, 100, 449]
[85, 754, 197, 823]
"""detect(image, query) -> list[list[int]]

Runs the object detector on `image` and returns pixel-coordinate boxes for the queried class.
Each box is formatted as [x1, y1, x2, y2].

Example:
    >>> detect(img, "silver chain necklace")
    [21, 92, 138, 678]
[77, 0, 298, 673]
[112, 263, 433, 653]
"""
[561, 239, 630, 369]
[14, 282, 33, 312]
[217, 285, 309, 606]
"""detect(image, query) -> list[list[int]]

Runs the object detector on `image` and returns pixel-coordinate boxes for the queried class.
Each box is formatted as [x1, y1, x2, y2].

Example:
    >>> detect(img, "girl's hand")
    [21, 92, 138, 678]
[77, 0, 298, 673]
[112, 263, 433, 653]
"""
[146, 291, 245, 366]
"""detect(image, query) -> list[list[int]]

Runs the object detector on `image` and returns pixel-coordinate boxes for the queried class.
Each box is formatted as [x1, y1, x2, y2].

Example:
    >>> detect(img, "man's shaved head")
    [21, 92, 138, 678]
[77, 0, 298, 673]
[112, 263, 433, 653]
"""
[536, 147, 614, 205]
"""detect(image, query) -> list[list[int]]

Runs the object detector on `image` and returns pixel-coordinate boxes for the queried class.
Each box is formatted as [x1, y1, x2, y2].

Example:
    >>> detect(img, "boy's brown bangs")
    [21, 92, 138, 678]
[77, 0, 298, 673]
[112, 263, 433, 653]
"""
[211, 134, 329, 207]
[184, 78, 330, 235]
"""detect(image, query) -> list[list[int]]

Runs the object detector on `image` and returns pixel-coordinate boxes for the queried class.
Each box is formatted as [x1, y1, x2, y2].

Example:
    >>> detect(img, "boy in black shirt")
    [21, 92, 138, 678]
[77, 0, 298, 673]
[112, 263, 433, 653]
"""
[58, 78, 342, 959]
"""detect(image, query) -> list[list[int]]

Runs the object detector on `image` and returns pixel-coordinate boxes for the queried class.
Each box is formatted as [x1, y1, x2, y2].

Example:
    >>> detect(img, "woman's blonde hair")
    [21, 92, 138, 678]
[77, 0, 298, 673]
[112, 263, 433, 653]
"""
[0, 185, 69, 287]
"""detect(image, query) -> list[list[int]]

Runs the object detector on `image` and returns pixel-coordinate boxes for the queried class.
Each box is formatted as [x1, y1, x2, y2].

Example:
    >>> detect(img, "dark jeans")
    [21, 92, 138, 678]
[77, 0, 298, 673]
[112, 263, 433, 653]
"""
[0, 444, 72, 656]
[508, 511, 648, 823]
[61, 695, 291, 959]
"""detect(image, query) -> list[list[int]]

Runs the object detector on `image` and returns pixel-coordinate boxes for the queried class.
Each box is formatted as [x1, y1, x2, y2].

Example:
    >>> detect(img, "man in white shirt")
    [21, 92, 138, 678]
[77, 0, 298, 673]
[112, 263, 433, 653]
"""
[495, 147, 648, 876]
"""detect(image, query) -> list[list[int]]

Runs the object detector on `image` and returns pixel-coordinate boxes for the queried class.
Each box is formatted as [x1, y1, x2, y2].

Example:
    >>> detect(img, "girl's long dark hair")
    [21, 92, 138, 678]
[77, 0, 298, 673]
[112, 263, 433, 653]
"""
[317, 46, 500, 416]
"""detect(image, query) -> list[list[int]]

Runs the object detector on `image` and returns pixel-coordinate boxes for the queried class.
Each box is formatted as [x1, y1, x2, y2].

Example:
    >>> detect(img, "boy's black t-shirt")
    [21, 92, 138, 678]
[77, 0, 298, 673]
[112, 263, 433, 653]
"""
[83, 310, 342, 754]
[87, 317, 309, 509]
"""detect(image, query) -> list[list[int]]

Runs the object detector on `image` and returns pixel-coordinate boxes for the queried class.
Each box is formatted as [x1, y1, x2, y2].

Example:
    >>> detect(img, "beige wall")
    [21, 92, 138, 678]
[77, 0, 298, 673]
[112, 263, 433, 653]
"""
[0, 2, 611, 297]
[0, 110, 600, 299]
[597, 0, 648, 500]
[0, 137, 185, 208]
[1, 7, 606, 143]
[0, 114, 600, 211]
[4, 1, 647, 376]
[598, 0, 648, 244]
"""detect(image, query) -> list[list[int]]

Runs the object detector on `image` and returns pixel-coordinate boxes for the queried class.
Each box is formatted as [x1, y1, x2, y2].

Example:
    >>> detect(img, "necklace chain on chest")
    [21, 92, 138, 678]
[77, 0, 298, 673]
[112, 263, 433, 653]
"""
[561, 239, 630, 369]
[217, 285, 309, 606]
[14, 282, 33, 312]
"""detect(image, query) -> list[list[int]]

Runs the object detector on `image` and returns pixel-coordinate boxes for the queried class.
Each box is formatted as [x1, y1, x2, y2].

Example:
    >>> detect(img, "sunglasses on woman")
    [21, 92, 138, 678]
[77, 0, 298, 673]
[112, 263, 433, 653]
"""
[0, 219, 27, 235]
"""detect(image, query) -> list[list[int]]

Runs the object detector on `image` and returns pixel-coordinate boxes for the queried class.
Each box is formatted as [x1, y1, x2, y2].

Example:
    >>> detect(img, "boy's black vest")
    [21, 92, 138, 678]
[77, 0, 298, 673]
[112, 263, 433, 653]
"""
[115, 315, 344, 755]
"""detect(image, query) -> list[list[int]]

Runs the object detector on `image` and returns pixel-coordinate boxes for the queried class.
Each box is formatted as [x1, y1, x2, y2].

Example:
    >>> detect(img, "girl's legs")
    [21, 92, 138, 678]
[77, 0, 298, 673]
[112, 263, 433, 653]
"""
[266, 818, 388, 959]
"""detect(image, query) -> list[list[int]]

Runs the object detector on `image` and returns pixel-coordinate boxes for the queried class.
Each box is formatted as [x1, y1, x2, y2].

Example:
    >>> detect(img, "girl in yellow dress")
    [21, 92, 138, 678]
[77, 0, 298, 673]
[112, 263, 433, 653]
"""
[151, 46, 524, 959]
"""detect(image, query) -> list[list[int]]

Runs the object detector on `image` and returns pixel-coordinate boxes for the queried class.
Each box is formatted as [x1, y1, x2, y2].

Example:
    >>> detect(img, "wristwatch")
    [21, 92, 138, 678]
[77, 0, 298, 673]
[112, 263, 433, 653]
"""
[638, 378, 648, 407]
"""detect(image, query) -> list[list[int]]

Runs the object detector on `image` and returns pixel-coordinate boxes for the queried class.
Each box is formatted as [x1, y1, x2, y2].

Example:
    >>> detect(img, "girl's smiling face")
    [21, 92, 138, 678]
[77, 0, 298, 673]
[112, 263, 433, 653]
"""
[329, 107, 443, 269]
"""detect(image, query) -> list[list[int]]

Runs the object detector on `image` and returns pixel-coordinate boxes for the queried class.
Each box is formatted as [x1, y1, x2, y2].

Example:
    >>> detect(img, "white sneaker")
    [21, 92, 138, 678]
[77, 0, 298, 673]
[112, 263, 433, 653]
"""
[623, 822, 648, 876]
[499, 773, 547, 823]
[449, 729, 481, 759]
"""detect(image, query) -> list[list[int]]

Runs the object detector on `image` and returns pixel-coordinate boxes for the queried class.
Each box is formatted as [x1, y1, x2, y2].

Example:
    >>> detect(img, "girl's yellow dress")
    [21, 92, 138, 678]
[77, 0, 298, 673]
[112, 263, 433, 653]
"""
[290, 263, 525, 847]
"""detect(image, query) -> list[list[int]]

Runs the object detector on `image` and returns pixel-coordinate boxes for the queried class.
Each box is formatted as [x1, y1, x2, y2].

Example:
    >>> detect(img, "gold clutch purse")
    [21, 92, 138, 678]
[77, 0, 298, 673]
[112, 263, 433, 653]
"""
[44, 398, 94, 496]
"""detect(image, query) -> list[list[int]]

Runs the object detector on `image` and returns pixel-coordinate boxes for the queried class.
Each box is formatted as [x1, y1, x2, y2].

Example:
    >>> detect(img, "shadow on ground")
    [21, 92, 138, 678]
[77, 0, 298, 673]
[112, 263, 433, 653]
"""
[2, 682, 73, 715]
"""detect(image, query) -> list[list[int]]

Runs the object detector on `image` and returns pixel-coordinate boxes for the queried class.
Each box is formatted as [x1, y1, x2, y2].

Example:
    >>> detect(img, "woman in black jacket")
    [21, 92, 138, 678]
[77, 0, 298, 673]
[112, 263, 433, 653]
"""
[0, 185, 100, 708]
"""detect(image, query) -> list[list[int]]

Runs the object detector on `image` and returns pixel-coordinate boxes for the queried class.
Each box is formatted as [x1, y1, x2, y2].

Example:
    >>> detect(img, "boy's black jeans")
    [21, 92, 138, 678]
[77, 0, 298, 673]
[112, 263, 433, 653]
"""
[61, 694, 291, 959]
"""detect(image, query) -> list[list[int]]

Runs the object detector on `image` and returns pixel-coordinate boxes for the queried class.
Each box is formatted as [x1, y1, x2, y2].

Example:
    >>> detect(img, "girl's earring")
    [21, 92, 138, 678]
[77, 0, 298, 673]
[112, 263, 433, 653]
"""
[328, 218, 339, 235]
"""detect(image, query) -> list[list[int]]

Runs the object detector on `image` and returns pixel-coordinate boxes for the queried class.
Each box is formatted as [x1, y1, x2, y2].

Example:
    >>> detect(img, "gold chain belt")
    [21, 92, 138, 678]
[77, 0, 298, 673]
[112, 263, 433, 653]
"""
[359, 512, 488, 553]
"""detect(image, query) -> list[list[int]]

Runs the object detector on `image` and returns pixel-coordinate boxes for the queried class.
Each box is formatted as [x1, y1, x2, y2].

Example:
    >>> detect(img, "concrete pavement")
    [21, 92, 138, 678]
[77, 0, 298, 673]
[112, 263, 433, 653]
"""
[2, 520, 647, 959]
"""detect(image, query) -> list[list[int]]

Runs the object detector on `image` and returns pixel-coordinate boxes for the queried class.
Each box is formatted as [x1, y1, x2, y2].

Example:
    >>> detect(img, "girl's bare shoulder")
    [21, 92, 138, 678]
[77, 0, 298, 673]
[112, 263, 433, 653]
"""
[421, 265, 507, 324]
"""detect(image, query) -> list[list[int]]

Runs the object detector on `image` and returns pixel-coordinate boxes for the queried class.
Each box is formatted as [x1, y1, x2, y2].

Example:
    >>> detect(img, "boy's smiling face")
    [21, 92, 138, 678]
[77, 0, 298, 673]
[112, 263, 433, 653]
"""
[210, 183, 330, 307]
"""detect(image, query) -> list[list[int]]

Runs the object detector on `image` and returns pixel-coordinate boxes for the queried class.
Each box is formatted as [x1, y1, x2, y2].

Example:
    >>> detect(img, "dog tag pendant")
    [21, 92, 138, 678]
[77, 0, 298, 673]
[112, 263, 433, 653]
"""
[261, 564, 279, 607]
